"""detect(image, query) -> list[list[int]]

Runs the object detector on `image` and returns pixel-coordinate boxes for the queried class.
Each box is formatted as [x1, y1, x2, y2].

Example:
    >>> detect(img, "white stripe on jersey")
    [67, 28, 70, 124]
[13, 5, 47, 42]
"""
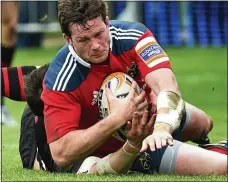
[110, 26, 143, 41]
[111, 35, 139, 40]
[109, 26, 144, 35]
[110, 31, 142, 38]
[56, 56, 75, 91]
[53, 52, 71, 90]
[61, 61, 77, 91]
[147, 57, 169, 68]
[135, 37, 157, 51]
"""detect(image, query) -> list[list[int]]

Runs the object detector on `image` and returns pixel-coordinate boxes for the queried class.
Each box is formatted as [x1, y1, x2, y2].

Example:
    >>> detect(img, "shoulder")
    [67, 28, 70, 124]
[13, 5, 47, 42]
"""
[44, 44, 90, 92]
[109, 20, 148, 55]
[110, 20, 147, 33]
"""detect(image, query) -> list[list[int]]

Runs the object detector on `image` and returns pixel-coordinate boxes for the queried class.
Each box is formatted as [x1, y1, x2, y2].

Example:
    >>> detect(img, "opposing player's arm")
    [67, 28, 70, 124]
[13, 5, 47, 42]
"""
[1, 66, 38, 101]
[89, 111, 155, 175]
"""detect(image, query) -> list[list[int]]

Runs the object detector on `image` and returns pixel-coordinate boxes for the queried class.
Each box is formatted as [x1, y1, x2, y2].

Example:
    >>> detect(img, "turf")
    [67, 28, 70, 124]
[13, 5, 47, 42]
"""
[1, 46, 227, 181]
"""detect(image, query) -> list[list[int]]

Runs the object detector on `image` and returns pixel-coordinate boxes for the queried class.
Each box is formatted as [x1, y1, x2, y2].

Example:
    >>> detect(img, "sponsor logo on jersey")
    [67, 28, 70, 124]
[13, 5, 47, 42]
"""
[135, 37, 169, 68]
[140, 44, 164, 62]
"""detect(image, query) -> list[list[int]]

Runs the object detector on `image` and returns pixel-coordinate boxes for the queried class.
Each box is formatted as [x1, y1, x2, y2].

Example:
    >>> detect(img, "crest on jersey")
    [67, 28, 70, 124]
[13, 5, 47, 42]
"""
[126, 61, 138, 78]
[91, 90, 99, 105]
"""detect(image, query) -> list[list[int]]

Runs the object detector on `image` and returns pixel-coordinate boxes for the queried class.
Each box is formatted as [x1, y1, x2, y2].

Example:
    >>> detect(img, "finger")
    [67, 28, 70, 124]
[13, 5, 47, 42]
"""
[146, 101, 152, 112]
[137, 100, 148, 111]
[161, 138, 167, 147]
[167, 138, 174, 146]
[128, 81, 137, 98]
[131, 112, 138, 129]
[136, 111, 144, 118]
[146, 114, 156, 129]
[134, 90, 146, 105]
[155, 138, 162, 149]
[140, 140, 149, 153]
[141, 110, 149, 127]
[147, 137, 156, 151]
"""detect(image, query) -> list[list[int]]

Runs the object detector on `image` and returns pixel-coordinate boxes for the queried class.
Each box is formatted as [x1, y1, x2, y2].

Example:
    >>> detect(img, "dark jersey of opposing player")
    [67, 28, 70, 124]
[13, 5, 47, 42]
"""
[41, 20, 172, 158]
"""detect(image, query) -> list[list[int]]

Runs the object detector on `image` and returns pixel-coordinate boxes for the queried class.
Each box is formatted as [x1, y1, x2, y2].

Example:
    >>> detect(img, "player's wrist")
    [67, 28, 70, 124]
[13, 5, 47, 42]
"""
[122, 141, 140, 156]
[107, 113, 126, 126]
[154, 122, 173, 134]
[127, 140, 142, 150]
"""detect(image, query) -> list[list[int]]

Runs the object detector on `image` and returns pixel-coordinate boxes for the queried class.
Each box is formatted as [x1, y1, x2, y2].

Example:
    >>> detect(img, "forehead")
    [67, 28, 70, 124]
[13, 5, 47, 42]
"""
[70, 17, 106, 37]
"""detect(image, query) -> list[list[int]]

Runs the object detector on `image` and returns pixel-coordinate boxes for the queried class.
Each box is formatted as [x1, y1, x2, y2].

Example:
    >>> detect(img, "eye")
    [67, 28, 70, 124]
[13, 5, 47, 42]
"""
[78, 38, 88, 43]
[95, 32, 103, 37]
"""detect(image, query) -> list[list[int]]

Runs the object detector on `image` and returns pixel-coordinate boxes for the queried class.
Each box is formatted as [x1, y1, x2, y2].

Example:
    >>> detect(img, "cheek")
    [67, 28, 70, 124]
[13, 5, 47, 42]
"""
[74, 44, 90, 57]
[101, 36, 110, 48]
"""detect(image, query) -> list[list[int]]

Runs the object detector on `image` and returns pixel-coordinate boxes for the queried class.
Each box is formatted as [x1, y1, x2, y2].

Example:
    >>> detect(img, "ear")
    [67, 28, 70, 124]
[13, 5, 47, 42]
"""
[63, 34, 73, 46]
[105, 16, 110, 27]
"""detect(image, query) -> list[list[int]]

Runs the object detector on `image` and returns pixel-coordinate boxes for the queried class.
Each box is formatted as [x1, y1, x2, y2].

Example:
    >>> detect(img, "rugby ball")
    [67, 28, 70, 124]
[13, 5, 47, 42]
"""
[98, 72, 141, 141]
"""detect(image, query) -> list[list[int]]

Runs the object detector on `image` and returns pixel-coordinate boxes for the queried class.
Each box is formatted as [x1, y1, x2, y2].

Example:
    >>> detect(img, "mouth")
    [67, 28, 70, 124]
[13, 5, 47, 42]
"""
[92, 50, 106, 58]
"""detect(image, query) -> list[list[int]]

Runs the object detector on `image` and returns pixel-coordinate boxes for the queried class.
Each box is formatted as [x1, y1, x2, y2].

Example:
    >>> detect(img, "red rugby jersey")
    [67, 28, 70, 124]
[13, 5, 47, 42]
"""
[42, 20, 171, 158]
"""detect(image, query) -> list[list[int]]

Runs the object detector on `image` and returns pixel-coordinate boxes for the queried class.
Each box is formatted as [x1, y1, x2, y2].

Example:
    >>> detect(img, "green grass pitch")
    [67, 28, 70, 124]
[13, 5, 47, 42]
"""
[1, 46, 227, 181]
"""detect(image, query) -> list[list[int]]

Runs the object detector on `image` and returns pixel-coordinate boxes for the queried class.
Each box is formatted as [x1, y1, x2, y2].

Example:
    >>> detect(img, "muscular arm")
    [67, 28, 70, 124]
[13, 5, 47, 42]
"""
[1, 66, 37, 101]
[145, 68, 180, 133]
[50, 114, 125, 167]
[145, 68, 180, 96]
[133, 28, 183, 135]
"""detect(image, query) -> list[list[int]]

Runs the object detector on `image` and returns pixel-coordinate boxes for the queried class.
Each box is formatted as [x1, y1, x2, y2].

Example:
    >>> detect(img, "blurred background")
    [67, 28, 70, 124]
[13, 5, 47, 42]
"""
[16, 1, 227, 48]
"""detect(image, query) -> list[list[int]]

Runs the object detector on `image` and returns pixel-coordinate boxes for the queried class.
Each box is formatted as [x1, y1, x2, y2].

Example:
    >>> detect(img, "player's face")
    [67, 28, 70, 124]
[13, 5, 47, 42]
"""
[66, 16, 110, 64]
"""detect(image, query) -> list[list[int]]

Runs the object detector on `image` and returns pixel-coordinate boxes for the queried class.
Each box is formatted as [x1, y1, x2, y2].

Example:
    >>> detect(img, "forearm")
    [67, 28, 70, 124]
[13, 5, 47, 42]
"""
[109, 141, 140, 173]
[51, 114, 125, 167]
[90, 141, 140, 174]
[145, 68, 180, 96]
[145, 69, 184, 134]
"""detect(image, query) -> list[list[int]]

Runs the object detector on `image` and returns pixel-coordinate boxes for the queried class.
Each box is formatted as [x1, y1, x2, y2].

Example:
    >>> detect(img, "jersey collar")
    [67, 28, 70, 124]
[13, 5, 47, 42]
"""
[68, 44, 91, 68]
[109, 27, 113, 50]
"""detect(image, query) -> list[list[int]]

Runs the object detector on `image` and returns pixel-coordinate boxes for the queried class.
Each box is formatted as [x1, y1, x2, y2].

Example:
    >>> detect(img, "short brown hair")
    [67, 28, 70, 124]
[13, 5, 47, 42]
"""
[24, 64, 49, 116]
[58, 0, 108, 36]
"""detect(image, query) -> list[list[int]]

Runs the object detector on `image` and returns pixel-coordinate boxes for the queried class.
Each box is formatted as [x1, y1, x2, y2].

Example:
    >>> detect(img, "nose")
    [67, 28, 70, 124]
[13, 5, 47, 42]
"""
[91, 38, 100, 51]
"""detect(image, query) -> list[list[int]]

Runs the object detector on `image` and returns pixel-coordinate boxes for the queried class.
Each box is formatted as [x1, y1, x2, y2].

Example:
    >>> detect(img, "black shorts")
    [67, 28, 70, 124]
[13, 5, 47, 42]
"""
[19, 106, 81, 173]
[19, 105, 37, 169]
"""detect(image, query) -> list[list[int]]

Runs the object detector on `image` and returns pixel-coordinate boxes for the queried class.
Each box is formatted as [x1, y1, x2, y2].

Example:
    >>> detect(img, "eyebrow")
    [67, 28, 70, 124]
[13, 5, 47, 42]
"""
[77, 28, 105, 39]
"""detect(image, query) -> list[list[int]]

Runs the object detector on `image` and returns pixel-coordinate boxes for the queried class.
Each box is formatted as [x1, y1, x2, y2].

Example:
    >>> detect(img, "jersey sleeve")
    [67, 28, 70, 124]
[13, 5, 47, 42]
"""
[41, 84, 81, 143]
[1, 66, 37, 101]
[134, 29, 172, 78]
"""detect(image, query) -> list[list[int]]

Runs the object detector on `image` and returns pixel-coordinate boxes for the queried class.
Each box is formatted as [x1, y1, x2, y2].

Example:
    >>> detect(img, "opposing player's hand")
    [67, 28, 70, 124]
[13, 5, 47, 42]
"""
[106, 81, 146, 122]
[125, 111, 156, 148]
[140, 129, 174, 152]
[135, 99, 149, 118]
